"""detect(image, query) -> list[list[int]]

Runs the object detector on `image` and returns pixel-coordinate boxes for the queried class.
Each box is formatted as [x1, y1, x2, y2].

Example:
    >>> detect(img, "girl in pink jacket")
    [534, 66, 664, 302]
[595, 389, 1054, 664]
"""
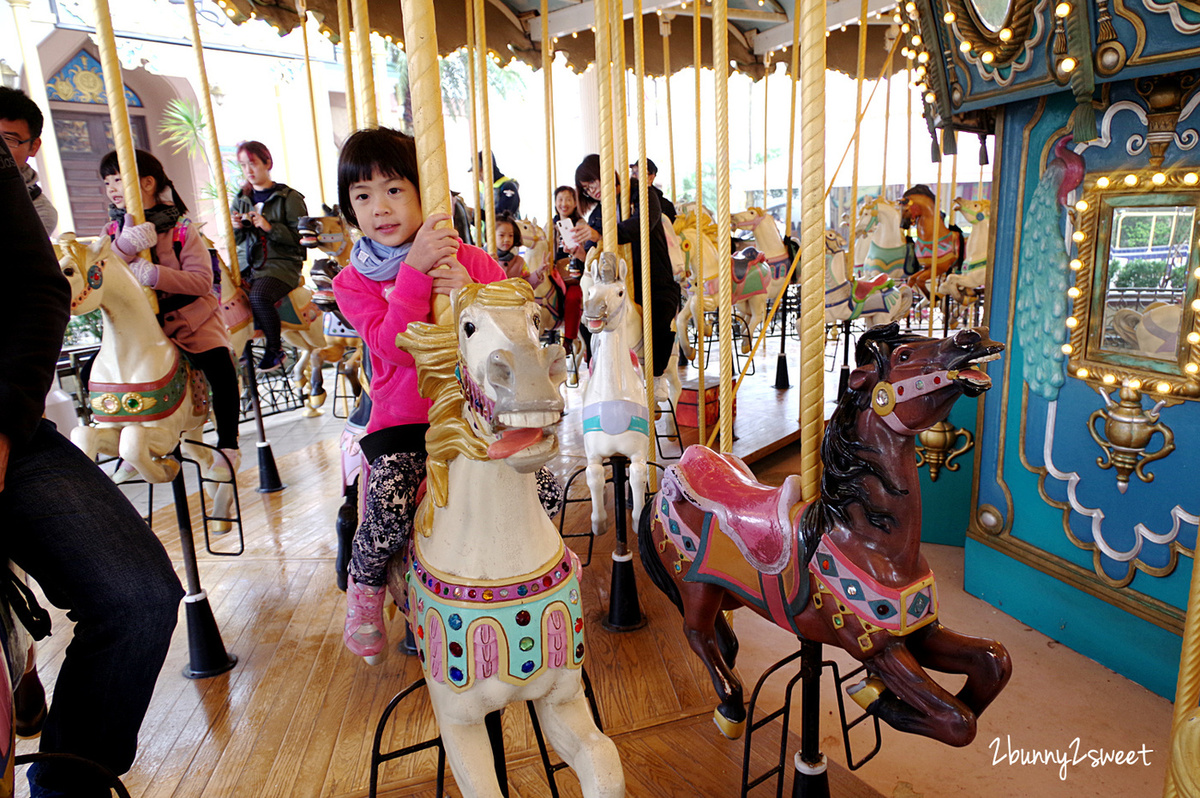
[333, 128, 561, 661]
[100, 150, 240, 480]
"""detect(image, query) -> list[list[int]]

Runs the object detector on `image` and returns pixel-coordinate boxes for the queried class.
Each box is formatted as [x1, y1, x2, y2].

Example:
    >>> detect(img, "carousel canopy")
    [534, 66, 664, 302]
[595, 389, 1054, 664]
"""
[219, 0, 904, 79]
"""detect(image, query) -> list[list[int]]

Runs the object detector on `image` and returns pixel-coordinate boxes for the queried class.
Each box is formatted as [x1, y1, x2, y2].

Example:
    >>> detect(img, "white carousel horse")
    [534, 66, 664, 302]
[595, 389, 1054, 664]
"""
[732, 206, 793, 300]
[391, 278, 625, 798]
[936, 198, 990, 306]
[824, 229, 913, 327]
[514, 218, 560, 332]
[580, 253, 652, 537]
[59, 235, 235, 517]
[673, 210, 768, 358]
[853, 196, 908, 281]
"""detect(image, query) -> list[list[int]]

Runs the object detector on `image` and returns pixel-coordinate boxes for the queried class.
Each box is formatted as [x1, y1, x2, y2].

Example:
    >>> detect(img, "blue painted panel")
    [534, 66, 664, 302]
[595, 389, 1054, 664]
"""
[970, 84, 1199, 694]
[965, 539, 1184, 699]
[45, 50, 143, 108]
[919, 396, 979, 547]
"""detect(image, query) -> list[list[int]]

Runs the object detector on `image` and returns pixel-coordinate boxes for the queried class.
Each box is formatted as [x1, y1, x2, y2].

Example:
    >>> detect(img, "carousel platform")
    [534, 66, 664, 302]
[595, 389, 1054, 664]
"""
[17, 330, 1173, 797]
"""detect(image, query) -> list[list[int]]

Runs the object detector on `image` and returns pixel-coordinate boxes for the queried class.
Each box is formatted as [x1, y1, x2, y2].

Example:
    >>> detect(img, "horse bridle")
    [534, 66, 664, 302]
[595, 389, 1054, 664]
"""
[71, 259, 105, 311]
[871, 368, 960, 435]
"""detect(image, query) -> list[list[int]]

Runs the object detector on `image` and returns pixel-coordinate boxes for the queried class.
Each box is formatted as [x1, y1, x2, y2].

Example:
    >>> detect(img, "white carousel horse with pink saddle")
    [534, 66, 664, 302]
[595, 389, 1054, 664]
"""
[390, 278, 625, 798]
[732, 206, 794, 301]
[824, 229, 913, 327]
[58, 235, 235, 517]
[673, 210, 770, 359]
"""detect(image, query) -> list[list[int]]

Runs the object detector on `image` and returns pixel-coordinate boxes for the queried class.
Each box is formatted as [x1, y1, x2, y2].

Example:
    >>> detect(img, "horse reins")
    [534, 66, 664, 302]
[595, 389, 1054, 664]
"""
[871, 368, 960, 435]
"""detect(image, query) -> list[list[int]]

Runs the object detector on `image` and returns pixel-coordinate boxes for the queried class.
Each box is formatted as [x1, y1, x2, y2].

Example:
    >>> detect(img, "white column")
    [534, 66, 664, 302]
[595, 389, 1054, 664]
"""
[7, 0, 74, 233]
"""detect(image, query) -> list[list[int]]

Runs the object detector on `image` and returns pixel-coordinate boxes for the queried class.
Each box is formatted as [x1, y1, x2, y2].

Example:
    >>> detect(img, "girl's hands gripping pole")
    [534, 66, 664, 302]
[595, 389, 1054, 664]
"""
[408, 213, 470, 306]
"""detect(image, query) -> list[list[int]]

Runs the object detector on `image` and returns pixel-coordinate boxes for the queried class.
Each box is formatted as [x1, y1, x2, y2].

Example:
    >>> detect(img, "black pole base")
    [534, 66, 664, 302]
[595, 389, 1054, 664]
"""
[255, 441, 286, 493]
[774, 352, 791, 389]
[182, 591, 237, 679]
[602, 553, 646, 632]
[791, 753, 831, 798]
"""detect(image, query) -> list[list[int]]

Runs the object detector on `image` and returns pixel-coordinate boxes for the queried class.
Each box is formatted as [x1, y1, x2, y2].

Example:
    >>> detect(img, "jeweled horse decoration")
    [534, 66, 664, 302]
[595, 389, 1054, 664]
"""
[581, 253, 651, 536]
[853, 196, 908, 281]
[824, 229, 912, 326]
[60, 235, 237, 519]
[936, 198, 990, 307]
[639, 324, 1012, 746]
[390, 279, 625, 798]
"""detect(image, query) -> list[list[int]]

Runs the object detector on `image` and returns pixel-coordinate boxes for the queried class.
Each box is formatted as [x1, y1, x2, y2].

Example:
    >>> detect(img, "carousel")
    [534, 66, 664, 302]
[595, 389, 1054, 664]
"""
[2, 0, 1199, 795]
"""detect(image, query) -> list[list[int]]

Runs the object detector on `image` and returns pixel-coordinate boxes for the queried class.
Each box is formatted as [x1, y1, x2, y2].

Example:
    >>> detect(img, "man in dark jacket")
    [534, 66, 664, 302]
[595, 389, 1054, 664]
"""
[476, 151, 520, 218]
[629, 157, 677, 222]
[0, 138, 184, 797]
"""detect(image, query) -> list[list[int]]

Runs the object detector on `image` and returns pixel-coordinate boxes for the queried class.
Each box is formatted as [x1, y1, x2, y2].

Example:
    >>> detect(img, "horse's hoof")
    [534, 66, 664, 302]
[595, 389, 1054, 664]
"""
[301, 406, 322, 418]
[847, 675, 887, 711]
[364, 650, 388, 666]
[210, 520, 232, 534]
[112, 460, 139, 484]
[713, 708, 746, 740]
[310, 390, 328, 408]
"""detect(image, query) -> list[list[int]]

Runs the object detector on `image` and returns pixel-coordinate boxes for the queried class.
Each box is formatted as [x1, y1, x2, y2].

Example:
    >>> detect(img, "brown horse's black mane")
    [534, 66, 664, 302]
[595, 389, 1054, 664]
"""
[801, 323, 925, 550]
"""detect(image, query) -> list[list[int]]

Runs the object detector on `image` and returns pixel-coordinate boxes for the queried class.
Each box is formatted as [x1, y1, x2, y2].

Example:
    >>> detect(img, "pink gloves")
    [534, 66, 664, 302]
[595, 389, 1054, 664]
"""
[127, 257, 159, 288]
[112, 214, 157, 263]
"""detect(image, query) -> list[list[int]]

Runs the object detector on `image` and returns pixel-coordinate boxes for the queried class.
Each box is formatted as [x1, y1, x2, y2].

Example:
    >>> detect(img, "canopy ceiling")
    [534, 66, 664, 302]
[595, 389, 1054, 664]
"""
[220, 0, 903, 80]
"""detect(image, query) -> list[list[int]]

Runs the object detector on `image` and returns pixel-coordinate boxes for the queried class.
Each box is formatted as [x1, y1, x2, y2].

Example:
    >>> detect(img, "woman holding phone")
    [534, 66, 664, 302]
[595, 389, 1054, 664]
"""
[231, 140, 308, 373]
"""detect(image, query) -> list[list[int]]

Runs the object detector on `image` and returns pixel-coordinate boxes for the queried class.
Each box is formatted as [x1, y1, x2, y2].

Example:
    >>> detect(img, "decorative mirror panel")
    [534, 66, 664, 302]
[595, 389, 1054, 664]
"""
[1067, 169, 1200, 399]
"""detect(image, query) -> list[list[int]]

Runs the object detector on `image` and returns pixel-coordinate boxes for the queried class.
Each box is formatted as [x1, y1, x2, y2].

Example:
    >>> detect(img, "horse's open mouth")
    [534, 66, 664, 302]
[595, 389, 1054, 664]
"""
[950, 351, 1001, 395]
[487, 411, 561, 460]
[583, 315, 606, 333]
[299, 234, 319, 247]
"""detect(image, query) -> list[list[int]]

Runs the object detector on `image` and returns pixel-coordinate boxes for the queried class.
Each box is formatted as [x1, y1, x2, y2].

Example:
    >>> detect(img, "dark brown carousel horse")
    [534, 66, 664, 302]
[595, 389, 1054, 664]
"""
[638, 323, 1011, 747]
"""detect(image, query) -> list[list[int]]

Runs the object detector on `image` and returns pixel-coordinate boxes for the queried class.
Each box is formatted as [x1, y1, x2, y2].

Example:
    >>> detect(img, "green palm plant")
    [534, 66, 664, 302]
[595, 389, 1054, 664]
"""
[158, 99, 242, 202]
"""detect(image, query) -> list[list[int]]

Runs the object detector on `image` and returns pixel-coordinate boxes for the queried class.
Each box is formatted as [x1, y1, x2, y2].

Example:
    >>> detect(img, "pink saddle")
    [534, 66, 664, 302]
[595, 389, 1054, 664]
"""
[853, 273, 892, 302]
[668, 446, 803, 575]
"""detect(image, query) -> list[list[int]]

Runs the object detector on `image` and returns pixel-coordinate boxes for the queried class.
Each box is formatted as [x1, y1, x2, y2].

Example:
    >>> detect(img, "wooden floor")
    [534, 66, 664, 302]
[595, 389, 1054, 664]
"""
[17, 336, 884, 798]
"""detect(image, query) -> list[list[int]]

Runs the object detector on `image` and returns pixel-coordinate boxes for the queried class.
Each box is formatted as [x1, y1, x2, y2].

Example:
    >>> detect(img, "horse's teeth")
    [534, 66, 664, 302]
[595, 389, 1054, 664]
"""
[498, 411, 559, 429]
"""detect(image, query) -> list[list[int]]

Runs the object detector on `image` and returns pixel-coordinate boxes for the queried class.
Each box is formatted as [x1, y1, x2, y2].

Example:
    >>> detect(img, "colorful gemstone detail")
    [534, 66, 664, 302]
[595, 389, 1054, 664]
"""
[515, 610, 531, 626]
[521, 660, 535, 674]
[576, 643, 585, 658]
[449, 666, 463, 682]
[569, 589, 579, 604]
[519, 637, 534, 652]
[448, 614, 462, 630]
[449, 642, 463, 657]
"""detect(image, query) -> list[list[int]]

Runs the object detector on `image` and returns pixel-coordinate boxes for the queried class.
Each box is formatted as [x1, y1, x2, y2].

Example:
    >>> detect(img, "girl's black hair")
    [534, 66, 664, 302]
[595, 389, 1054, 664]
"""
[494, 211, 522, 248]
[99, 149, 189, 215]
[573, 154, 619, 215]
[337, 127, 421, 228]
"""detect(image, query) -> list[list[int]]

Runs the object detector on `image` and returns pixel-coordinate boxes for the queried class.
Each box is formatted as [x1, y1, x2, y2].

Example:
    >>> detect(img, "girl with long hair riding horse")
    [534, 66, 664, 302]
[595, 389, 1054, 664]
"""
[99, 148, 241, 479]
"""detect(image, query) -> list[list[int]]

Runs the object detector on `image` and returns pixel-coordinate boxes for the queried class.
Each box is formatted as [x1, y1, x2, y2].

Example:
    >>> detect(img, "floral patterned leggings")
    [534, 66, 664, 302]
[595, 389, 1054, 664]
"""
[350, 451, 565, 587]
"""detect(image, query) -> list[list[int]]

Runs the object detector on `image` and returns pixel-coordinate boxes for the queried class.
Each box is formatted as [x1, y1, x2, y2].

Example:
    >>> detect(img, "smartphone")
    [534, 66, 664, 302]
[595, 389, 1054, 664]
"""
[557, 218, 577, 249]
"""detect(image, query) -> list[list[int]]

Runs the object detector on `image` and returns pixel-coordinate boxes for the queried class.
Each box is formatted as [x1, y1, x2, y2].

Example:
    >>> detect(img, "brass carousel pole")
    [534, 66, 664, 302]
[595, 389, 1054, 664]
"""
[336, 0, 357, 131]
[298, 2, 327, 202]
[92, 0, 156, 313]
[763, 53, 770, 209]
[613, 9, 630, 219]
[693, 0, 708, 445]
[596, 0, 618, 253]
[1165, 547, 1200, 796]
[846, 0, 870, 276]
[465, 0, 483, 248]
[795, 0, 830, 791]
[401, 0, 454, 323]
[475, 0, 497, 256]
[712, 0, 733, 453]
[661, 13, 676, 204]
[783, 8, 800, 249]
[542, 0, 555, 224]
[634, 0, 655, 443]
[352, 0, 377, 127]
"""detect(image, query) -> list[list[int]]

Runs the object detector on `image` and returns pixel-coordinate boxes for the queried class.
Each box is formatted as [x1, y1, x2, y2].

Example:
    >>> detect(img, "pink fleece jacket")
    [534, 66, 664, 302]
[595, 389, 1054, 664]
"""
[332, 243, 506, 433]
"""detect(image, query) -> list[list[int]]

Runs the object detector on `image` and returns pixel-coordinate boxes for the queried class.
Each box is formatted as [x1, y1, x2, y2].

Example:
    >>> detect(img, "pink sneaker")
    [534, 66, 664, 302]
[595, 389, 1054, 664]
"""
[344, 576, 387, 659]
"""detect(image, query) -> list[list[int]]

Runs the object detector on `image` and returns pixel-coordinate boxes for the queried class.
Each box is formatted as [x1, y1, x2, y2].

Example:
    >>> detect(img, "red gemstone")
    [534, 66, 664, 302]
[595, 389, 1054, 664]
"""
[897, 386, 904, 395]
[417, 625, 424, 639]
[543, 576, 553, 587]
[574, 618, 583, 632]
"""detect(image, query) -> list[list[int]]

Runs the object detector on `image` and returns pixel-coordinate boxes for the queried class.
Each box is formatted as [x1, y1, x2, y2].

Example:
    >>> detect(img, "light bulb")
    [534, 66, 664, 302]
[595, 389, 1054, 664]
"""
[1075, 200, 1088, 211]
[1060, 57, 1076, 73]
[1096, 176, 1110, 188]
[1152, 172, 1167, 185]
[981, 51, 995, 64]
[1124, 174, 1138, 186]
[1055, 2, 1071, 17]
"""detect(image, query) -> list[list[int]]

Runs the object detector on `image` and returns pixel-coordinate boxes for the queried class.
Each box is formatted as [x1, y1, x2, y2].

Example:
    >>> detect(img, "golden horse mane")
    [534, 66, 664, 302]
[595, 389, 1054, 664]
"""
[396, 278, 536, 536]
[674, 208, 718, 242]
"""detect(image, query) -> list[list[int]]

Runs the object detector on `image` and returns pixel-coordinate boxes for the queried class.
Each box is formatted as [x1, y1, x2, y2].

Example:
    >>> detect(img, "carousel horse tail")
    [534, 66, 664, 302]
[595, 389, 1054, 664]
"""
[637, 499, 684, 615]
